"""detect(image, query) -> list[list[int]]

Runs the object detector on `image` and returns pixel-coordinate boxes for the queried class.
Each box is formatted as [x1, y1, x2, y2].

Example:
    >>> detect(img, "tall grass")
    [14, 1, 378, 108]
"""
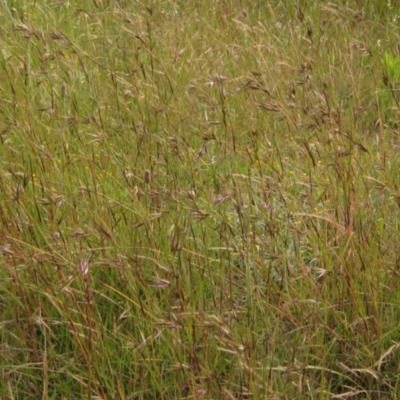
[1, 1, 400, 399]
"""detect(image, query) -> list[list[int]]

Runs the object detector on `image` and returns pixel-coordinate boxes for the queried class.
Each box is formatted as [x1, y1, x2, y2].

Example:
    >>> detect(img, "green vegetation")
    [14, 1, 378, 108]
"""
[1, 1, 400, 399]
[381, 51, 400, 123]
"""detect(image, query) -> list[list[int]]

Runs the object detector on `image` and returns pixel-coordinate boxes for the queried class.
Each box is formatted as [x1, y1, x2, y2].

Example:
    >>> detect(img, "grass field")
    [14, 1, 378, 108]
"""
[1, 1, 400, 399]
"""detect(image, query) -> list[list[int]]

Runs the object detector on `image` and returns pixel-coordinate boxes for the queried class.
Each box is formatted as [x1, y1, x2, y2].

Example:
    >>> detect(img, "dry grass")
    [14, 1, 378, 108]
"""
[1, 1, 400, 399]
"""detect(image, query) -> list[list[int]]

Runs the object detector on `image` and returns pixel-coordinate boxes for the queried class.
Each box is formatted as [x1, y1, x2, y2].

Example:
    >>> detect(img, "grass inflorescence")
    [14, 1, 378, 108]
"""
[1, 1, 400, 399]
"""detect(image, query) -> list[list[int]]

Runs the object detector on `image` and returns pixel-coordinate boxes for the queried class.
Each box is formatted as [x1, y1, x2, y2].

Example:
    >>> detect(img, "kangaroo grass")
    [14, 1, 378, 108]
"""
[1, 1, 400, 399]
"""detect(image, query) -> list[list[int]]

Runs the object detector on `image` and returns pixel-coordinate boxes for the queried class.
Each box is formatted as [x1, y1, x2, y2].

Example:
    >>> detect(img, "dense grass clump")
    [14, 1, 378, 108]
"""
[1, 1, 400, 399]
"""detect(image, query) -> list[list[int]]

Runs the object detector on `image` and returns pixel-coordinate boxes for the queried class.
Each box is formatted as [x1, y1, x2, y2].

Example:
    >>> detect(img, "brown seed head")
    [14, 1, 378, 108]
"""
[144, 169, 151, 184]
